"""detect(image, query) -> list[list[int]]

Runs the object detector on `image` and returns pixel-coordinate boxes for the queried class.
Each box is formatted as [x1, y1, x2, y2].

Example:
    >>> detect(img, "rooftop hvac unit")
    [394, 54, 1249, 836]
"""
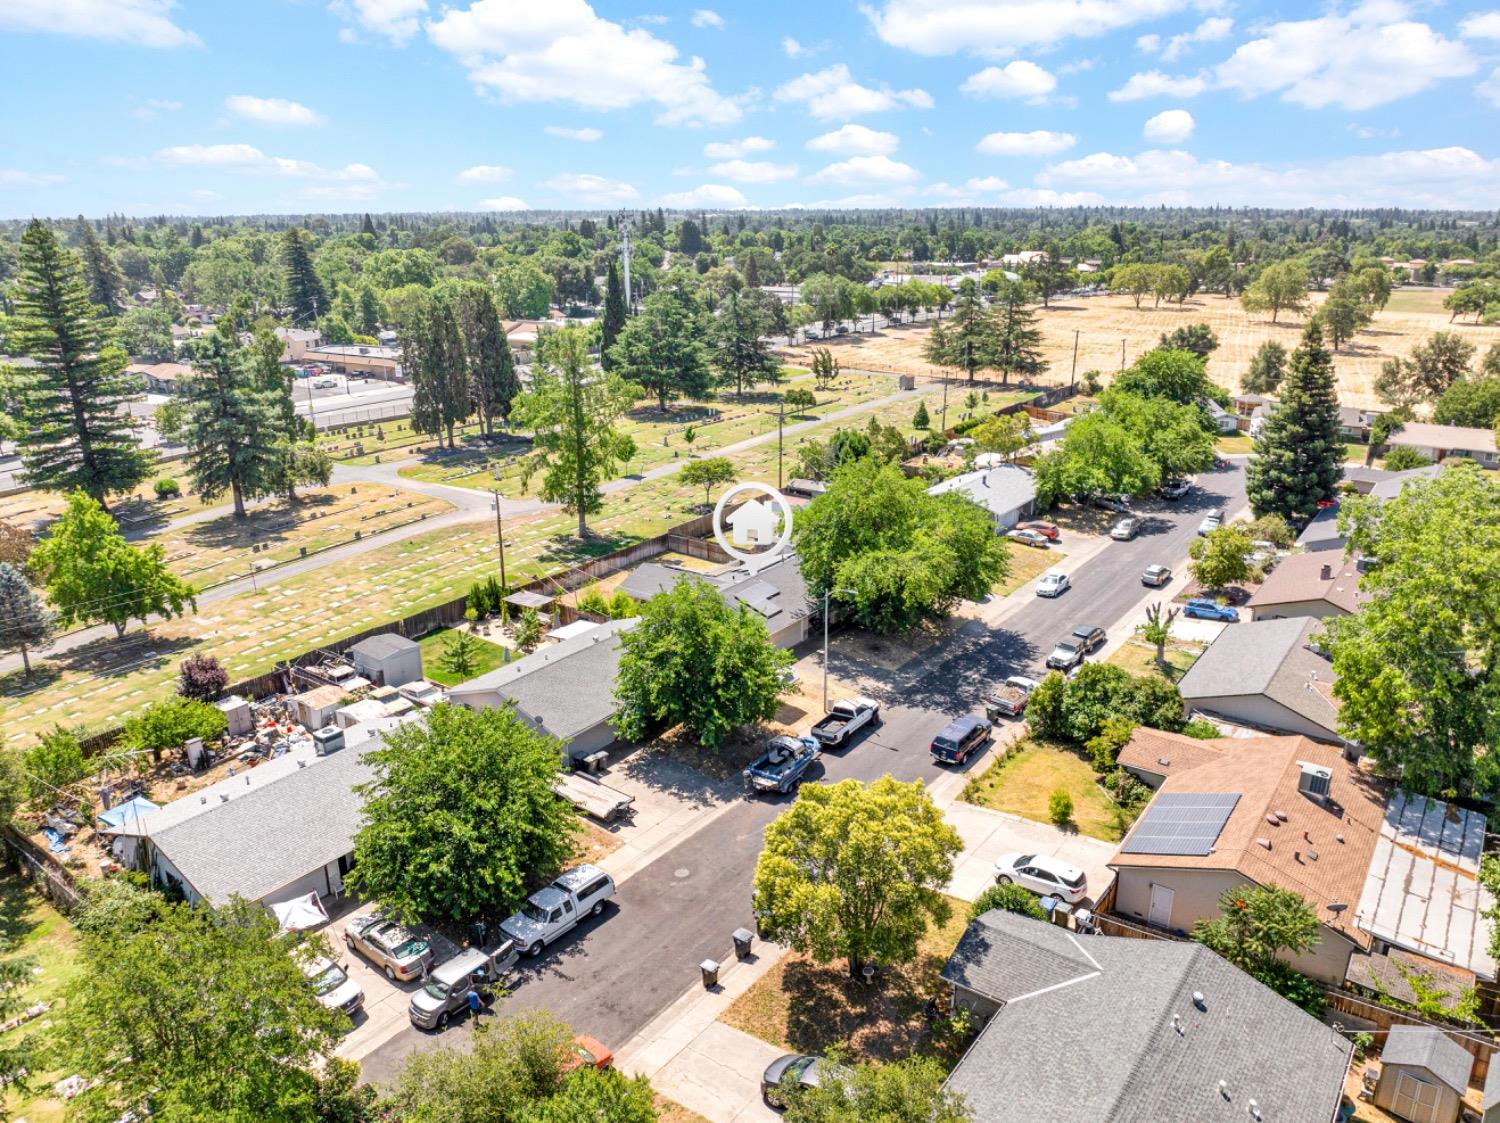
[1296, 762, 1332, 800]
[312, 726, 345, 756]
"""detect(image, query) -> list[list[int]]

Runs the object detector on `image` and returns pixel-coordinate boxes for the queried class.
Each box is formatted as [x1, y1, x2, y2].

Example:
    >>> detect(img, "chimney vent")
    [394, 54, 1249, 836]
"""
[1321, 564, 1333, 580]
[1192, 991, 1206, 1010]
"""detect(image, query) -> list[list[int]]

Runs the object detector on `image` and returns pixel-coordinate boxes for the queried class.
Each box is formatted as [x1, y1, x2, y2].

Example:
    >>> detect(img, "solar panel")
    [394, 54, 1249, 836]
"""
[1121, 792, 1241, 856]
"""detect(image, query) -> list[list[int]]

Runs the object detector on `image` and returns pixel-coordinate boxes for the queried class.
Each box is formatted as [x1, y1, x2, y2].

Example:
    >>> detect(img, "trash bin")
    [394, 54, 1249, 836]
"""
[700, 959, 720, 989]
[1051, 900, 1074, 928]
[732, 928, 754, 959]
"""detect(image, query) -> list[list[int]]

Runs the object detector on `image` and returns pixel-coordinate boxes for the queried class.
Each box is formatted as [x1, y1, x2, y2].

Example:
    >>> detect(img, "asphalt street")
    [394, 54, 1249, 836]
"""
[355, 461, 1248, 1083]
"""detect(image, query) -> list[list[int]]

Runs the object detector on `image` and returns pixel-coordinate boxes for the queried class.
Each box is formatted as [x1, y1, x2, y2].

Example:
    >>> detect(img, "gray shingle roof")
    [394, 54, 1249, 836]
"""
[350, 633, 419, 660]
[619, 563, 689, 602]
[617, 555, 812, 627]
[944, 911, 1353, 1123]
[1380, 1026, 1472, 1095]
[1295, 506, 1346, 553]
[927, 465, 1036, 521]
[1177, 617, 1340, 738]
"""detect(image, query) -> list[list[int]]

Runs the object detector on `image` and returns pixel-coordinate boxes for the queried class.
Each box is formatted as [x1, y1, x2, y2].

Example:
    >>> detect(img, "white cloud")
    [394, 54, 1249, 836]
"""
[1058, 57, 1096, 74]
[479, 195, 530, 210]
[1035, 144, 1500, 208]
[805, 124, 900, 156]
[0, 170, 68, 187]
[540, 171, 639, 204]
[808, 154, 921, 185]
[1135, 33, 1160, 53]
[455, 164, 512, 183]
[960, 60, 1056, 101]
[782, 36, 806, 57]
[708, 159, 798, 183]
[1001, 187, 1107, 206]
[690, 9, 723, 28]
[976, 129, 1076, 156]
[861, 0, 1198, 57]
[1143, 108, 1194, 143]
[130, 97, 182, 120]
[151, 143, 381, 183]
[1109, 69, 1209, 101]
[224, 95, 326, 127]
[774, 64, 932, 120]
[1348, 122, 1399, 139]
[659, 183, 748, 208]
[1213, 8, 1475, 111]
[426, 0, 747, 126]
[1459, 11, 1500, 40]
[925, 175, 1010, 201]
[1479, 67, 1500, 107]
[703, 136, 775, 159]
[1138, 16, 1233, 63]
[1, 0, 201, 47]
[545, 125, 603, 141]
[329, 0, 428, 45]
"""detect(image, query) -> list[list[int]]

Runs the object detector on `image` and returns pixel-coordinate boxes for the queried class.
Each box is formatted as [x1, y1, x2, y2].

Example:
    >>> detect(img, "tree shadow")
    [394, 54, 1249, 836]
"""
[182, 492, 340, 551]
[0, 873, 42, 949]
[779, 956, 936, 1063]
[536, 531, 637, 566]
[52, 632, 199, 678]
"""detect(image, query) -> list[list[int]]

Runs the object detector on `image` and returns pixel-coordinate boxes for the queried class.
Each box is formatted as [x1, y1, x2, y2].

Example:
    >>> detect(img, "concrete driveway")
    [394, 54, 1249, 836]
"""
[944, 800, 1118, 908]
[651, 1022, 783, 1123]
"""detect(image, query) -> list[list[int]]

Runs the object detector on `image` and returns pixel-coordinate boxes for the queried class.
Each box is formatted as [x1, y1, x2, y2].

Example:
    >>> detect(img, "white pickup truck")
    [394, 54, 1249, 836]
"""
[500, 864, 616, 958]
[809, 697, 881, 748]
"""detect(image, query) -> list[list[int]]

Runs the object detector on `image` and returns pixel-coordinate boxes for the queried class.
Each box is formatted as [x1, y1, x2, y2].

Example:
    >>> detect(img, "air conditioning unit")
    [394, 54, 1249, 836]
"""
[1297, 762, 1332, 800]
[312, 726, 345, 756]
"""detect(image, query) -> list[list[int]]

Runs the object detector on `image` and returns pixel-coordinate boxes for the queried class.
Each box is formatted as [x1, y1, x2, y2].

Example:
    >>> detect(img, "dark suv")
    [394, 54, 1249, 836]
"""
[929, 715, 992, 765]
[1045, 625, 1107, 671]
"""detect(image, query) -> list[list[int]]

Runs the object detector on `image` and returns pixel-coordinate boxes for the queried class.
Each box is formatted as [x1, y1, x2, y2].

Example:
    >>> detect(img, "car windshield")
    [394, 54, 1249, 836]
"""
[310, 964, 346, 996]
[522, 902, 550, 922]
[788, 1057, 818, 1079]
[1055, 642, 1078, 653]
[1017, 854, 1035, 866]
[422, 980, 451, 1001]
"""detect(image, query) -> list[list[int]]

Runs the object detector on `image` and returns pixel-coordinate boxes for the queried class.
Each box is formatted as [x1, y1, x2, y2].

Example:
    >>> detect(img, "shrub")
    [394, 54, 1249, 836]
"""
[1382, 446, 1433, 472]
[1086, 715, 1137, 772]
[577, 588, 612, 618]
[1250, 960, 1326, 1017]
[1033, 665, 1185, 746]
[1048, 789, 1074, 827]
[177, 653, 228, 703]
[121, 697, 229, 763]
[1103, 767, 1152, 810]
[970, 881, 1046, 922]
[1024, 672, 1067, 740]
[153, 478, 181, 500]
[608, 590, 637, 619]
[1245, 513, 1294, 548]
[23, 726, 87, 802]
[912, 400, 930, 429]
[467, 580, 492, 618]
[1180, 718, 1221, 739]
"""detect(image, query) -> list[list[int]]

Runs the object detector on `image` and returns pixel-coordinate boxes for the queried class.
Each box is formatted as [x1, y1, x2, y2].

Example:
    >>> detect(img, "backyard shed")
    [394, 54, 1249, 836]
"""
[1374, 1026, 1471, 1123]
[349, 633, 423, 688]
[292, 684, 346, 731]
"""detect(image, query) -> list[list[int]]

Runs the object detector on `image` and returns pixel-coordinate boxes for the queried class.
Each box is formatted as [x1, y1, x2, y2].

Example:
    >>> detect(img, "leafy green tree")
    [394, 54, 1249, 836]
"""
[1435, 377, 1500, 428]
[11, 221, 154, 503]
[1378, 331, 1477, 408]
[971, 412, 1033, 461]
[281, 227, 328, 326]
[0, 914, 38, 1102]
[404, 290, 472, 449]
[608, 281, 711, 410]
[1246, 323, 1344, 521]
[21, 725, 87, 802]
[600, 257, 627, 369]
[1032, 411, 1160, 506]
[1098, 389, 1215, 484]
[1151, 264, 1191, 307]
[801, 273, 857, 333]
[356, 284, 384, 335]
[1137, 601, 1179, 669]
[1159, 323, 1219, 357]
[1194, 884, 1321, 975]
[754, 777, 962, 976]
[1113, 347, 1214, 405]
[75, 215, 128, 315]
[969, 881, 1046, 922]
[438, 629, 484, 680]
[28, 491, 195, 638]
[782, 1056, 971, 1123]
[810, 347, 840, 389]
[1327, 464, 1500, 796]
[180, 332, 286, 518]
[54, 896, 354, 1123]
[990, 279, 1045, 384]
[1022, 248, 1076, 309]
[122, 696, 229, 763]
[1024, 664, 1183, 744]
[1188, 526, 1254, 590]
[1111, 263, 1158, 309]
[679, 456, 737, 507]
[1380, 446, 1433, 471]
[515, 606, 544, 653]
[513, 326, 640, 537]
[1314, 283, 1372, 350]
[452, 282, 520, 437]
[710, 288, 780, 396]
[1240, 260, 1309, 323]
[1242, 340, 1288, 395]
[117, 305, 174, 359]
[614, 577, 792, 749]
[242, 325, 318, 503]
[794, 458, 1008, 633]
[784, 387, 817, 414]
[0, 561, 53, 677]
[520, 1065, 657, 1123]
[492, 258, 554, 319]
[1367, 405, 1414, 465]
[349, 703, 574, 922]
[923, 279, 998, 383]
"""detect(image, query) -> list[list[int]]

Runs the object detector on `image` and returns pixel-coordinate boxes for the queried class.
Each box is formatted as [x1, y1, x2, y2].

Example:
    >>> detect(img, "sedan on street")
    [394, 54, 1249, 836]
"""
[1141, 564, 1172, 587]
[1110, 516, 1142, 541]
[994, 852, 1089, 905]
[1158, 479, 1191, 500]
[1183, 598, 1239, 623]
[1007, 528, 1051, 549]
[344, 915, 434, 982]
[1035, 572, 1071, 598]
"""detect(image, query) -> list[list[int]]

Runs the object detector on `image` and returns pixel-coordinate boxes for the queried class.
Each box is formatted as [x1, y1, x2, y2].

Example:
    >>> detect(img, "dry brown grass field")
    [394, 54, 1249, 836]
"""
[784, 289, 1500, 409]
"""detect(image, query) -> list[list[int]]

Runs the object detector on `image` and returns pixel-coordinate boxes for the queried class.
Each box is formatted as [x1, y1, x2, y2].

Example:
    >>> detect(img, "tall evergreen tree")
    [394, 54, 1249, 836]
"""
[12, 221, 153, 505]
[0, 561, 54, 678]
[355, 284, 383, 336]
[600, 258, 626, 370]
[607, 281, 710, 410]
[923, 278, 998, 382]
[451, 282, 519, 436]
[991, 280, 1046, 384]
[743, 251, 762, 288]
[403, 290, 471, 448]
[360, 212, 377, 237]
[709, 289, 780, 396]
[180, 331, 286, 518]
[279, 228, 326, 327]
[1246, 322, 1345, 521]
[74, 217, 128, 316]
[242, 327, 319, 502]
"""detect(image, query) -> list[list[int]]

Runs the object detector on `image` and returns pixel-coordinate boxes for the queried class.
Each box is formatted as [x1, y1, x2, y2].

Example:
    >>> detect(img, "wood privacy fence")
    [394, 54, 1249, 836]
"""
[1324, 989, 1499, 1088]
[3, 826, 85, 912]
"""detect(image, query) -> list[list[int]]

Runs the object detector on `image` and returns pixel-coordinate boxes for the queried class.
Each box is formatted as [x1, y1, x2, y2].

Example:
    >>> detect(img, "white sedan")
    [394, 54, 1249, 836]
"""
[1035, 572, 1071, 598]
[994, 852, 1089, 904]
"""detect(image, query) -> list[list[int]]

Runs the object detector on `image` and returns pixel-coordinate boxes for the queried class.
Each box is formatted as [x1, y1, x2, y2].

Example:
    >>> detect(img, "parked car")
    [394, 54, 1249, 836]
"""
[409, 942, 517, 1030]
[744, 735, 820, 794]
[1007, 528, 1051, 549]
[810, 697, 880, 748]
[994, 852, 1088, 905]
[1045, 625, 1106, 671]
[1015, 521, 1060, 540]
[1158, 479, 1191, 500]
[500, 865, 616, 958]
[312, 377, 339, 389]
[303, 956, 364, 1018]
[1141, 564, 1172, 587]
[344, 915, 434, 983]
[1110, 516, 1142, 541]
[1035, 571, 1071, 598]
[985, 675, 1040, 720]
[762, 1055, 850, 1108]
[1197, 508, 1225, 536]
[1183, 598, 1239, 623]
[566, 1035, 615, 1072]
[1088, 494, 1132, 514]
[929, 714, 992, 765]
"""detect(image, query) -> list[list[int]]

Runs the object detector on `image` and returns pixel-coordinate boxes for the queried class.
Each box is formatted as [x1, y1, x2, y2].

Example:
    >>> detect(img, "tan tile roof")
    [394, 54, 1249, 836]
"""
[1247, 552, 1366, 615]
[1116, 728, 1226, 781]
[1110, 735, 1389, 947]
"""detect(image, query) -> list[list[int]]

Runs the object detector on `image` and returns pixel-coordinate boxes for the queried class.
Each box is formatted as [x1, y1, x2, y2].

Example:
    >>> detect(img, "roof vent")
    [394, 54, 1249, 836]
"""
[1158, 757, 1172, 767]
[1171, 1013, 1183, 1036]
[1274, 811, 1288, 822]
[1320, 564, 1333, 580]
[1264, 814, 1279, 826]
[1307, 849, 1319, 861]
[1256, 837, 1271, 850]
[1249, 1100, 1262, 1122]
[1192, 991, 1206, 1010]
[1297, 762, 1333, 801]
[1218, 1080, 1230, 1101]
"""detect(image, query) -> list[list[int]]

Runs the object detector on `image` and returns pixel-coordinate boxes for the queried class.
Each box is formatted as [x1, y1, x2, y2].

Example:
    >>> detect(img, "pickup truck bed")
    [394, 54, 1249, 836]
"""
[809, 697, 880, 747]
[552, 772, 635, 823]
[744, 737, 819, 794]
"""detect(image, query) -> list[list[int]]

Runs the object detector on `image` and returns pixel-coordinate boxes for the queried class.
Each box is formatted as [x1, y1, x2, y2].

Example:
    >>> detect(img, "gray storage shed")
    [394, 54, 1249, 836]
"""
[349, 633, 423, 688]
[1374, 1026, 1471, 1123]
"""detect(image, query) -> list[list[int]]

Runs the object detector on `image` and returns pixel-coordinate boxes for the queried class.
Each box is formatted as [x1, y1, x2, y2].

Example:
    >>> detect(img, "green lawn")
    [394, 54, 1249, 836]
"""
[1382, 288, 1447, 314]
[0, 874, 83, 1123]
[1107, 639, 1200, 684]
[991, 543, 1062, 597]
[962, 739, 1135, 842]
[417, 627, 512, 686]
[1215, 433, 1255, 454]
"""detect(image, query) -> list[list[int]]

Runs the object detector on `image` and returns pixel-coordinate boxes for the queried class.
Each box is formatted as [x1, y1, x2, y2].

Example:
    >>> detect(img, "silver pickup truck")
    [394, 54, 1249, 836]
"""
[500, 865, 616, 959]
[809, 697, 881, 748]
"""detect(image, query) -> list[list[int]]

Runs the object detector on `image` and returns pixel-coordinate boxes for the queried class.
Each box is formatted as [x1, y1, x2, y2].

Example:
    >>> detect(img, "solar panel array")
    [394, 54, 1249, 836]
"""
[1120, 792, 1241, 855]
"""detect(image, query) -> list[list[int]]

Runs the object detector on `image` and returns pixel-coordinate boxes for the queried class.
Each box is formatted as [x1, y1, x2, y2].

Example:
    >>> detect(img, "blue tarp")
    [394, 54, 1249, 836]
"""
[96, 796, 160, 831]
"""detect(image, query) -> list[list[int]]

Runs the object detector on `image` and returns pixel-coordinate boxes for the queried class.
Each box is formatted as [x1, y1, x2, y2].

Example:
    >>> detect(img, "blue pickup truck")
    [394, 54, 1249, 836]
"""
[744, 736, 820, 795]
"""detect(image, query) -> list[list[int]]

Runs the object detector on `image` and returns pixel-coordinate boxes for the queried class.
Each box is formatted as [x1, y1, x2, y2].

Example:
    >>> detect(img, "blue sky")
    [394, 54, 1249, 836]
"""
[2, 0, 1499, 217]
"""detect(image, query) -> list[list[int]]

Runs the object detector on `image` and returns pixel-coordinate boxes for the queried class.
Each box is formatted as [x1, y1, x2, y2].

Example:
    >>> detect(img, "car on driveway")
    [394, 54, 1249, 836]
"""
[1158, 479, 1191, 500]
[409, 943, 517, 1030]
[1183, 598, 1239, 623]
[762, 1055, 849, 1108]
[1110, 516, 1142, 541]
[344, 915, 433, 983]
[1197, 508, 1225, 536]
[1035, 571, 1070, 598]
[1141, 564, 1172, 587]
[1007, 528, 1050, 549]
[994, 852, 1089, 904]
[1015, 521, 1060, 540]
[985, 675, 1040, 720]
[1045, 625, 1106, 670]
[304, 956, 365, 1018]
[1087, 494, 1132, 514]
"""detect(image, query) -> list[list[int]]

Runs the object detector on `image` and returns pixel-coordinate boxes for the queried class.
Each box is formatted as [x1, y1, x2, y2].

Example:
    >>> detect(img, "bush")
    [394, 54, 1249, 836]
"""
[467, 579, 492, 618]
[577, 588, 612, 618]
[1382, 446, 1433, 471]
[177, 653, 229, 702]
[153, 478, 181, 500]
[608, 591, 637, 619]
[1103, 767, 1152, 810]
[1032, 665, 1184, 746]
[1245, 513, 1294, 548]
[912, 400, 930, 429]
[1024, 672, 1067, 740]
[1250, 960, 1326, 1017]
[1086, 715, 1137, 772]
[121, 697, 229, 763]
[1181, 718, 1222, 739]
[970, 881, 1046, 922]
[1049, 789, 1074, 827]
[23, 726, 87, 802]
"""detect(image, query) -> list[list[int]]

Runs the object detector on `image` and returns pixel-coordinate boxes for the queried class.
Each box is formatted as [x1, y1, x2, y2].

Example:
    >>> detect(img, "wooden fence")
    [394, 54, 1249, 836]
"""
[1324, 989, 1499, 1087]
[3, 826, 84, 913]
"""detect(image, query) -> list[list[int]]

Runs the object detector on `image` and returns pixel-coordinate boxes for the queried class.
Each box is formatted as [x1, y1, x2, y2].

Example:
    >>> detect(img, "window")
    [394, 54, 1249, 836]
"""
[549, 908, 563, 923]
[562, 900, 574, 915]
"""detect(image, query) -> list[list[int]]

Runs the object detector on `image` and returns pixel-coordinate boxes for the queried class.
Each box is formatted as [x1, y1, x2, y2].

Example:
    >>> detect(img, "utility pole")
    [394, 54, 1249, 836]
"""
[492, 484, 507, 589]
[1120, 338, 1126, 372]
[777, 399, 785, 490]
[620, 220, 633, 312]
[1070, 329, 1080, 385]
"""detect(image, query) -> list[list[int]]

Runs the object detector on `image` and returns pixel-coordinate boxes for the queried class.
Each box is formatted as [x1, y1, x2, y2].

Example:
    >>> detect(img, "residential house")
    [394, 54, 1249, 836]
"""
[999, 250, 1047, 267]
[1230, 392, 1275, 418]
[1247, 553, 1366, 623]
[302, 344, 401, 379]
[1175, 617, 1345, 744]
[926, 464, 1037, 530]
[1117, 727, 1226, 789]
[1108, 735, 1385, 983]
[1203, 400, 1240, 434]
[446, 618, 635, 760]
[1296, 506, 1346, 554]
[273, 326, 321, 362]
[130, 361, 194, 394]
[940, 909, 1353, 1123]
[1338, 405, 1381, 443]
[1372, 1026, 1472, 1123]
[618, 553, 814, 649]
[1384, 422, 1499, 469]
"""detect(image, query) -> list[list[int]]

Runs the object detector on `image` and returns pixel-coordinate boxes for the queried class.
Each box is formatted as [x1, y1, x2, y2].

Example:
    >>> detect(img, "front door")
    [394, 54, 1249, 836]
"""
[1148, 883, 1175, 929]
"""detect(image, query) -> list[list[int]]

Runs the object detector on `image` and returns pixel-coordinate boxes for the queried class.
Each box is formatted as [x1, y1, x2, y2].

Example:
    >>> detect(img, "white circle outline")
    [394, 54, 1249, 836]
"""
[712, 482, 795, 572]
